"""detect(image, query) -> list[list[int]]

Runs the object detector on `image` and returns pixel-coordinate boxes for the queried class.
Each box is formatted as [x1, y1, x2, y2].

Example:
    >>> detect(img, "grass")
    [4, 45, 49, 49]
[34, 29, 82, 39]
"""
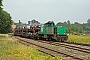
[67, 50, 73, 53]
[88, 56, 90, 60]
[0, 34, 62, 60]
[50, 45, 60, 49]
[67, 35, 90, 44]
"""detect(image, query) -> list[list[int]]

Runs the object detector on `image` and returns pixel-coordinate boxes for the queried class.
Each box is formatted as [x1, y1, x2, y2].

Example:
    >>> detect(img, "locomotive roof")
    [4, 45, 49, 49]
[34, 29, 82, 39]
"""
[44, 21, 55, 26]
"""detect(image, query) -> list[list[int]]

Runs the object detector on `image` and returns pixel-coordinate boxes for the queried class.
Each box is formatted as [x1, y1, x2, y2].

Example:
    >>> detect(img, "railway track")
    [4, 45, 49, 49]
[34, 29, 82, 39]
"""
[64, 42, 90, 46]
[15, 36, 90, 60]
[37, 40, 90, 54]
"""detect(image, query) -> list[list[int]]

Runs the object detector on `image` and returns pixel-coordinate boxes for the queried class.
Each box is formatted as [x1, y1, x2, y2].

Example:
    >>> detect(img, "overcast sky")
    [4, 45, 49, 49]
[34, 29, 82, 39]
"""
[3, 0, 90, 24]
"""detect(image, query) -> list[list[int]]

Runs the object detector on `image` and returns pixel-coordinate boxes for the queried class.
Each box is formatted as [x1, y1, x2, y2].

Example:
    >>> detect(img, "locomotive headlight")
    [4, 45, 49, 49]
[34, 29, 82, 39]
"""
[39, 26, 40, 27]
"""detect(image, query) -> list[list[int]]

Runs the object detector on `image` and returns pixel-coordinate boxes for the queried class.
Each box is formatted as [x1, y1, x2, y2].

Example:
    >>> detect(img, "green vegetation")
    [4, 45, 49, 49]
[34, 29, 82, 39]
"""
[0, 0, 13, 34]
[0, 0, 3, 11]
[0, 10, 13, 34]
[88, 56, 90, 60]
[67, 35, 90, 44]
[56, 19, 90, 34]
[50, 45, 60, 49]
[0, 35, 62, 60]
[67, 50, 73, 53]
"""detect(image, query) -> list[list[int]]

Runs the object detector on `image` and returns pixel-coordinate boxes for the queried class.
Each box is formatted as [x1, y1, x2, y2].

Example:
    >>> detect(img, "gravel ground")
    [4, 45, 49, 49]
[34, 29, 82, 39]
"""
[16, 37, 90, 60]
[60, 43, 90, 50]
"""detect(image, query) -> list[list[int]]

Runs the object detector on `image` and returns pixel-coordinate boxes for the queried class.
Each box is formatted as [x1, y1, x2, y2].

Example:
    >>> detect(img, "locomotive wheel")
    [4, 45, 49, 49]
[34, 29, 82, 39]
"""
[57, 36, 61, 42]
[61, 37, 64, 42]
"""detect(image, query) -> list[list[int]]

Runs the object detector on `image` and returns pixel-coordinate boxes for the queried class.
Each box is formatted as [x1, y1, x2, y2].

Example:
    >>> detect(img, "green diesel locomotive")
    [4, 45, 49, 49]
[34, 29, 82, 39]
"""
[36, 21, 68, 42]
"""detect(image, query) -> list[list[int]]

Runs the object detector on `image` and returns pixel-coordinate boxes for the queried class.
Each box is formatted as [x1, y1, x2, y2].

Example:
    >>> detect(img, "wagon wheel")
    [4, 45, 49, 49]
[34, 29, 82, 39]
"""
[33, 35, 34, 39]
[35, 34, 39, 40]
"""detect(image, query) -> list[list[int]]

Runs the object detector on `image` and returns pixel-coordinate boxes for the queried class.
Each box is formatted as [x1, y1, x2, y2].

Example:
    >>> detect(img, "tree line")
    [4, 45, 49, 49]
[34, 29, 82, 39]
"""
[16, 19, 90, 35]
[56, 19, 90, 34]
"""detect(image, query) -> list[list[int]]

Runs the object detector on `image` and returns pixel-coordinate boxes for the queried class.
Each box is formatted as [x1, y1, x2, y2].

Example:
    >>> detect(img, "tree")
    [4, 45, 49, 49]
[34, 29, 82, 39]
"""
[85, 19, 90, 32]
[74, 22, 80, 25]
[67, 20, 71, 26]
[63, 22, 67, 27]
[0, 0, 13, 33]
[87, 19, 90, 23]
[78, 26, 83, 33]
[0, 10, 13, 33]
[56, 22, 63, 26]
[0, 0, 3, 11]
